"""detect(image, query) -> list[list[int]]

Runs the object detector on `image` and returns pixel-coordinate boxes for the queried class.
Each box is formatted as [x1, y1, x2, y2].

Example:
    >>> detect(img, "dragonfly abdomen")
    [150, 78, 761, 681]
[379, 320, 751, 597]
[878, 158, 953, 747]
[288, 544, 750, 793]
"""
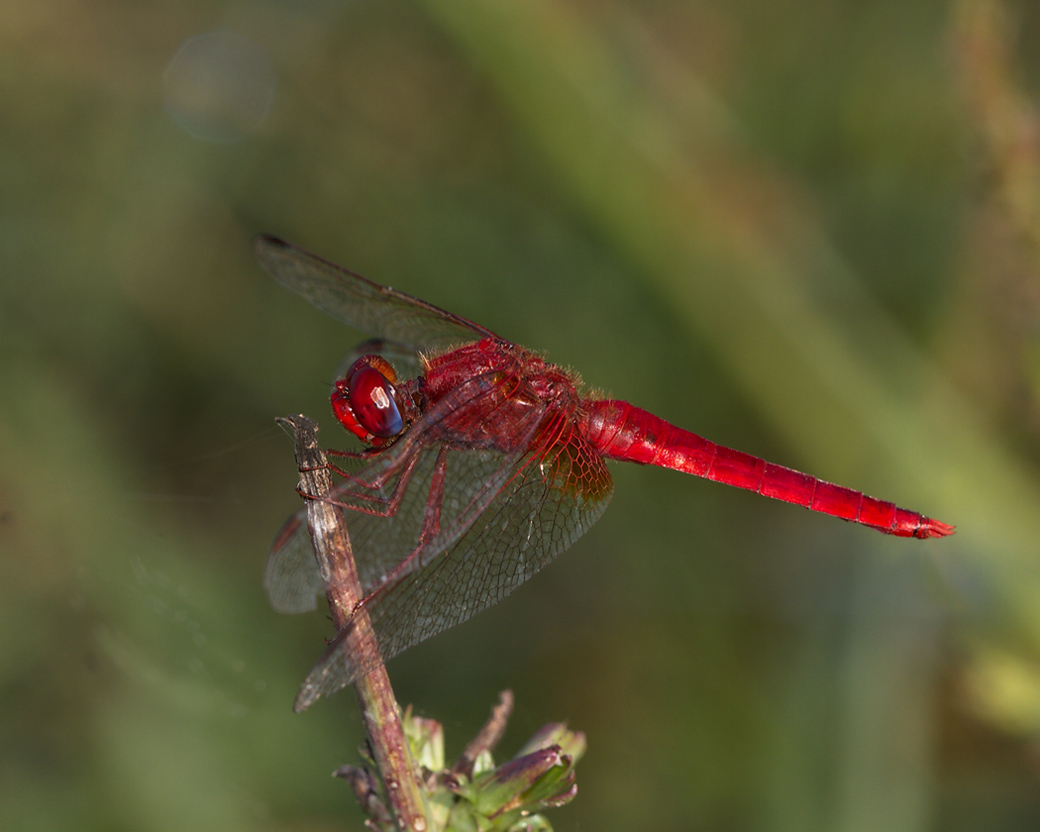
[581, 399, 953, 538]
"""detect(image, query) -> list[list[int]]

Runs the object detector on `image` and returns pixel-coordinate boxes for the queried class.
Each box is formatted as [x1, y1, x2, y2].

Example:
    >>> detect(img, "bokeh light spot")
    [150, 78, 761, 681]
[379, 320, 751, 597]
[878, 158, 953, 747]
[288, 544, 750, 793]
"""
[163, 30, 275, 143]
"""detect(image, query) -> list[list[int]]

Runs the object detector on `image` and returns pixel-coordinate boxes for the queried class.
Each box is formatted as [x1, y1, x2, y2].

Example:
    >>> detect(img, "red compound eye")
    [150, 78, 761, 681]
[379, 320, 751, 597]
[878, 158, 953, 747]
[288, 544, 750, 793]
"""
[331, 356, 403, 442]
[349, 365, 403, 437]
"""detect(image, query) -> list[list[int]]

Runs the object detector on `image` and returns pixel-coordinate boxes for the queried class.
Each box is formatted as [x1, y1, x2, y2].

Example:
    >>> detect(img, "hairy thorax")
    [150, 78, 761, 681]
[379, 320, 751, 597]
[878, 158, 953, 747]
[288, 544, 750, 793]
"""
[417, 338, 582, 452]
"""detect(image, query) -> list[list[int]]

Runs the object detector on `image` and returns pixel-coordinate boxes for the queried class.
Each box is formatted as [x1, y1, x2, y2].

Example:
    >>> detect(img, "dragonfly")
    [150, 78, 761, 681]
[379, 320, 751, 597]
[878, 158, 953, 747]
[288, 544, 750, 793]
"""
[256, 235, 954, 710]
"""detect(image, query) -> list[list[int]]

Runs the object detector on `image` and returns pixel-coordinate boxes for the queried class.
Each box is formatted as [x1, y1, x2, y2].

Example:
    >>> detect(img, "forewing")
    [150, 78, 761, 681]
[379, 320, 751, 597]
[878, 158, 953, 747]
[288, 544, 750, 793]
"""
[265, 371, 541, 625]
[335, 338, 426, 382]
[295, 415, 615, 708]
[370, 418, 615, 664]
[255, 235, 498, 350]
[264, 440, 525, 619]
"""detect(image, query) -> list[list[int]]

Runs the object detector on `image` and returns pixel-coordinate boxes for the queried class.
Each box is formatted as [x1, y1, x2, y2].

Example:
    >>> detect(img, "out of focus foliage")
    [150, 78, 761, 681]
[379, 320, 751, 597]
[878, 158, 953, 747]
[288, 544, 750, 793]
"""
[3, 0, 1040, 829]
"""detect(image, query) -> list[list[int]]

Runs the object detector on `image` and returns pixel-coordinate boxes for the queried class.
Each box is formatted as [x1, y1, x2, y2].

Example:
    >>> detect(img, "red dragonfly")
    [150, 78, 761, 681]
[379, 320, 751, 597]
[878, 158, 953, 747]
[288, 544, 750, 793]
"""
[257, 235, 953, 710]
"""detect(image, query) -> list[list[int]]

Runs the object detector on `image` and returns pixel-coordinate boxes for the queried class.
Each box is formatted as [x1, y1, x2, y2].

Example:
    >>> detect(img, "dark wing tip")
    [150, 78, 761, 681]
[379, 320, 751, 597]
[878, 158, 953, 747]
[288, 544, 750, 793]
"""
[253, 233, 290, 257]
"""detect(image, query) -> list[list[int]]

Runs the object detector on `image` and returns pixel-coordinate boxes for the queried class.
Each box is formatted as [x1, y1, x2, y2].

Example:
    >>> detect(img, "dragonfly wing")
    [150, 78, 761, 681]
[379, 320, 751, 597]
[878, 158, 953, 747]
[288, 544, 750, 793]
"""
[295, 413, 615, 708]
[265, 512, 324, 614]
[264, 371, 514, 615]
[370, 418, 615, 662]
[255, 236, 498, 350]
[292, 440, 534, 710]
[335, 338, 426, 382]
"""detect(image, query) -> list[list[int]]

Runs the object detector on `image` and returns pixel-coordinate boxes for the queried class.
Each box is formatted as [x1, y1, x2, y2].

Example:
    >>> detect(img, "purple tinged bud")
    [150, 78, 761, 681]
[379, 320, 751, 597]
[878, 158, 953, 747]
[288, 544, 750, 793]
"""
[517, 723, 587, 762]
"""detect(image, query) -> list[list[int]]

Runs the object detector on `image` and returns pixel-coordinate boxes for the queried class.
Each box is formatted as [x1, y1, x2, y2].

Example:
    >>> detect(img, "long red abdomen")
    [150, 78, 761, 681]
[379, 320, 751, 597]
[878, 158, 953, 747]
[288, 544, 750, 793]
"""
[581, 400, 953, 539]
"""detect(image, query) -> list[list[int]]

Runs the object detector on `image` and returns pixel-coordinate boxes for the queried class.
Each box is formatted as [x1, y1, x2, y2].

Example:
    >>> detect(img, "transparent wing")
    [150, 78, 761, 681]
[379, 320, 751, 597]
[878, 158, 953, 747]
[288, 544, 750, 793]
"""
[265, 512, 325, 614]
[255, 235, 498, 351]
[293, 416, 614, 710]
[266, 372, 530, 615]
[265, 373, 615, 710]
[265, 442, 525, 617]
[334, 338, 427, 382]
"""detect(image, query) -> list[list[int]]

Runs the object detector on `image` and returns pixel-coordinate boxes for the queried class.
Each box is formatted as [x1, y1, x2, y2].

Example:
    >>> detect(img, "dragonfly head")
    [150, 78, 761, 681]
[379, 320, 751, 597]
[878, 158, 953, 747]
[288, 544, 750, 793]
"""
[332, 355, 404, 446]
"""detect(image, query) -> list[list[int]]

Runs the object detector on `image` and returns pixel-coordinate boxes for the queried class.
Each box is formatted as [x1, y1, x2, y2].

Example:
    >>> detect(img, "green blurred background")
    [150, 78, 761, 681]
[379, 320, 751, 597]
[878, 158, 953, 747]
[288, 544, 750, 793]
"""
[4, 0, 1040, 829]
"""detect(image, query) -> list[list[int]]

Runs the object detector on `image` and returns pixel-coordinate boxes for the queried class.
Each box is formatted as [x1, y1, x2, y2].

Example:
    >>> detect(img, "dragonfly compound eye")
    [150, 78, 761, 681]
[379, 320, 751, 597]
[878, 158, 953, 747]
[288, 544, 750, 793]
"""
[348, 365, 404, 438]
[331, 355, 403, 443]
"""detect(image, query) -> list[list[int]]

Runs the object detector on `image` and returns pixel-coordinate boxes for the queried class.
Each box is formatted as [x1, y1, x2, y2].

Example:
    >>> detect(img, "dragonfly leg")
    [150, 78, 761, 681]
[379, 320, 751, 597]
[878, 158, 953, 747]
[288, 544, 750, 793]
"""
[304, 450, 425, 519]
[325, 445, 385, 473]
[417, 447, 449, 549]
[293, 425, 427, 513]
[350, 448, 450, 620]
